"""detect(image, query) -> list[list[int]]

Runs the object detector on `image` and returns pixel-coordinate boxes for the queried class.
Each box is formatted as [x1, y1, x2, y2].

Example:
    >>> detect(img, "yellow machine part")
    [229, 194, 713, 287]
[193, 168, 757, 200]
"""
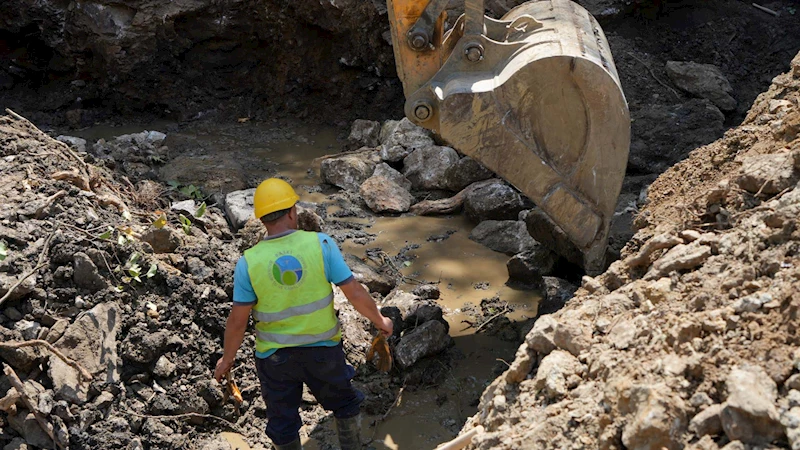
[386, 0, 630, 274]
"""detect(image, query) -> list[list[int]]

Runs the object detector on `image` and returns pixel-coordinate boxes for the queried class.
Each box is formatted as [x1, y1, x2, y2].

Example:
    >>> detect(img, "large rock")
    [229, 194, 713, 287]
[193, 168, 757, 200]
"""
[7, 413, 53, 449]
[736, 152, 799, 195]
[402, 146, 460, 190]
[380, 118, 435, 162]
[359, 174, 414, 213]
[321, 150, 380, 191]
[464, 180, 529, 222]
[533, 350, 586, 399]
[469, 220, 537, 255]
[506, 246, 557, 287]
[72, 252, 109, 292]
[373, 163, 412, 191]
[442, 157, 494, 191]
[665, 61, 736, 112]
[141, 227, 182, 253]
[344, 255, 396, 295]
[553, 319, 592, 357]
[621, 384, 687, 450]
[224, 188, 255, 231]
[720, 365, 783, 444]
[523, 208, 583, 267]
[629, 99, 725, 174]
[689, 404, 724, 437]
[394, 320, 452, 369]
[348, 119, 381, 148]
[52, 302, 122, 390]
[526, 315, 557, 355]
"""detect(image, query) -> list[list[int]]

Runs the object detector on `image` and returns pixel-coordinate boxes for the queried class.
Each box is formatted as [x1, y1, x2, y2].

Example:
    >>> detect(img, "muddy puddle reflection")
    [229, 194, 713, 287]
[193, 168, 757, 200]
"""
[68, 120, 542, 449]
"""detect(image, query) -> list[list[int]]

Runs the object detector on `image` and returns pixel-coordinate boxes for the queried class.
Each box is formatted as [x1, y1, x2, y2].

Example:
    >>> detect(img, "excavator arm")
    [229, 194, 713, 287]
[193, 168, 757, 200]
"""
[386, 0, 630, 274]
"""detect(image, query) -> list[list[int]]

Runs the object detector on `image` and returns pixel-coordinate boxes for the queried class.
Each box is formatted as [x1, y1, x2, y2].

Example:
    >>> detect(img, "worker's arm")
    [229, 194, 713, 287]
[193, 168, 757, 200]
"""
[214, 304, 252, 381]
[339, 278, 393, 337]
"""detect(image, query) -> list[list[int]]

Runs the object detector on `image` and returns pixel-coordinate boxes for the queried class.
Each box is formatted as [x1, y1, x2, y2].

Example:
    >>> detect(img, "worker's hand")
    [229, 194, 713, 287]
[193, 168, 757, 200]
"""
[214, 356, 234, 382]
[377, 316, 394, 337]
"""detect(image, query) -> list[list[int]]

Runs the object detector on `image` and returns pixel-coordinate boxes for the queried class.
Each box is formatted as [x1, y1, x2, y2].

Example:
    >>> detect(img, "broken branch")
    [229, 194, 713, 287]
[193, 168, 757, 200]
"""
[35, 190, 67, 219]
[0, 226, 58, 307]
[0, 340, 93, 381]
[752, 2, 779, 16]
[411, 179, 499, 216]
[3, 364, 66, 449]
[121, 408, 247, 434]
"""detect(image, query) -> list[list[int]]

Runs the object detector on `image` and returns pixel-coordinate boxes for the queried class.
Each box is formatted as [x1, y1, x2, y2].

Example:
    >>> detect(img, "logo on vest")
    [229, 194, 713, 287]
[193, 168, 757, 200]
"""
[272, 255, 304, 286]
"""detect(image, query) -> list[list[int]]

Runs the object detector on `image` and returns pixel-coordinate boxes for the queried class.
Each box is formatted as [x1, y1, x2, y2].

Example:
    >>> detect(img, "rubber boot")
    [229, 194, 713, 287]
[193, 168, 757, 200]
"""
[274, 439, 302, 450]
[335, 414, 362, 450]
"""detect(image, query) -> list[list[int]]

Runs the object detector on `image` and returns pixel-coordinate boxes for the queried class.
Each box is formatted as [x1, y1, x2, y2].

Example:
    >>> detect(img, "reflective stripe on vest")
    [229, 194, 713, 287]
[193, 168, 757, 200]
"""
[251, 292, 334, 323]
[243, 231, 341, 354]
[255, 322, 340, 346]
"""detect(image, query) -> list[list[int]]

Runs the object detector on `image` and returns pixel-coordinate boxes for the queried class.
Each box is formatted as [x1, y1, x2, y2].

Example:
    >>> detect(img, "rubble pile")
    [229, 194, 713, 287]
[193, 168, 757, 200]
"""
[459, 51, 800, 450]
[0, 113, 458, 449]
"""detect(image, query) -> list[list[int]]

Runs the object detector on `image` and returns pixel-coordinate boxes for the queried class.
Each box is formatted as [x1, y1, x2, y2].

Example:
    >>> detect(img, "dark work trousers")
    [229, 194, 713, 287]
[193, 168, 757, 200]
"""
[255, 343, 365, 445]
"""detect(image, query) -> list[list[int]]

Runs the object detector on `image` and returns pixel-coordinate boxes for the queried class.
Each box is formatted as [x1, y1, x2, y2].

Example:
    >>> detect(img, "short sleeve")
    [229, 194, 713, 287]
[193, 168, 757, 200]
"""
[233, 257, 257, 305]
[318, 233, 354, 286]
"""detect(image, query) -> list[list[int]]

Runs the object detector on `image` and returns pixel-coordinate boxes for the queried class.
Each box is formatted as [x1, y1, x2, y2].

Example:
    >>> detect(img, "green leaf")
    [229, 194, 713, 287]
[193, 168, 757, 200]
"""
[128, 252, 141, 266]
[117, 234, 127, 246]
[167, 180, 181, 189]
[195, 202, 207, 218]
[99, 227, 113, 240]
[114, 285, 124, 293]
[0, 242, 7, 261]
[179, 214, 192, 235]
[402, 261, 412, 267]
[145, 263, 157, 278]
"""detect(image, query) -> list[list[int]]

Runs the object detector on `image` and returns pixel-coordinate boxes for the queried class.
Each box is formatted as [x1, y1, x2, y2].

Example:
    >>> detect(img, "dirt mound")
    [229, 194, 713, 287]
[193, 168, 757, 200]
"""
[459, 51, 800, 450]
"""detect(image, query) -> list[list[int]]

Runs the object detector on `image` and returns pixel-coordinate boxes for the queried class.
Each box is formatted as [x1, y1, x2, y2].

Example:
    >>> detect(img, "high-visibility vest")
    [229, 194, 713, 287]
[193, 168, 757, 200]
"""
[243, 231, 340, 354]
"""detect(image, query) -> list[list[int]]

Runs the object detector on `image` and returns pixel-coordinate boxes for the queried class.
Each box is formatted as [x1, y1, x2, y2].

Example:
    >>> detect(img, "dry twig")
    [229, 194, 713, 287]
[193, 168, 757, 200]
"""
[3, 364, 66, 449]
[0, 340, 93, 381]
[121, 408, 247, 434]
[627, 53, 681, 100]
[411, 179, 499, 215]
[35, 190, 67, 219]
[370, 382, 407, 443]
[0, 225, 58, 307]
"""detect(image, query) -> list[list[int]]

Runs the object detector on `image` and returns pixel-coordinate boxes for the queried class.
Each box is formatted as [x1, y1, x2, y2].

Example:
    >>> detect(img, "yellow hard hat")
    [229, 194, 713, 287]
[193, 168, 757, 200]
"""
[253, 178, 299, 219]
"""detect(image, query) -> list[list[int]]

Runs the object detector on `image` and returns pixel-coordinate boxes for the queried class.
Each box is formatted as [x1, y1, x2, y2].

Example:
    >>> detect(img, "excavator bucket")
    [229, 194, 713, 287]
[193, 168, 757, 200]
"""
[387, 0, 630, 274]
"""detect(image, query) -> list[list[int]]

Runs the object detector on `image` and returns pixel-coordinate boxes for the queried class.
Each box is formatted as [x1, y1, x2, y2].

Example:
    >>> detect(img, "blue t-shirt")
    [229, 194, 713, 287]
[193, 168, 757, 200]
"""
[233, 230, 354, 358]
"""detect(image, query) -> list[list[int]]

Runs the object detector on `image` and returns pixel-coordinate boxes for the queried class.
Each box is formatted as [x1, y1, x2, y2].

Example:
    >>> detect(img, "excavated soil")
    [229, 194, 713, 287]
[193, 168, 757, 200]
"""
[462, 52, 800, 450]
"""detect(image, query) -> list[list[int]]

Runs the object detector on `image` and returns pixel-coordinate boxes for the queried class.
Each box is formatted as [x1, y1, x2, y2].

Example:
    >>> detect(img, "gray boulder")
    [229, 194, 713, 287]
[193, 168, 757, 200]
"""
[469, 220, 538, 255]
[720, 365, 783, 444]
[395, 320, 453, 369]
[73, 252, 109, 292]
[465, 180, 529, 222]
[373, 163, 412, 191]
[50, 302, 122, 404]
[443, 157, 494, 191]
[380, 118, 435, 162]
[345, 255, 396, 295]
[359, 174, 414, 213]
[524, 208, 583, 267]
[402, 146, 460, 190]
[506, 245, 557, 286]
[56, 135, 87, 153]
[224, 188, 255, 232]
[348, 119, 381, 148]
[321, 150, 380, 191]
[736, 152, 799, 195]
[666, 61, 736, 112]
[141, 227, 182, 254]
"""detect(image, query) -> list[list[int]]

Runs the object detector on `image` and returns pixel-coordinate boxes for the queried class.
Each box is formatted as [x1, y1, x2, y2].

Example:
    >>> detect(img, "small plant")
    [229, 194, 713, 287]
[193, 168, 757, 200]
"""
[179, 214, 193, 235]
[195, 202, 207, 218]
[168, 180, 204, 200]
[0, 242, 7, 261]
[121, 252, 157, 284]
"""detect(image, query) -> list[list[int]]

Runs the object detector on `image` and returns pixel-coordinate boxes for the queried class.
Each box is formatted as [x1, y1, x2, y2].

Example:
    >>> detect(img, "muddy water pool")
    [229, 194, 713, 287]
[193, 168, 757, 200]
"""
[69, 120, 542, 449]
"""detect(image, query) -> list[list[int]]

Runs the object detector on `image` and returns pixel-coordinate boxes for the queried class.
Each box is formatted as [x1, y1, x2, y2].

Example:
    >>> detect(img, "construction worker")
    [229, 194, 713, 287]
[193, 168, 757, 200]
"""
[214, 178, 393, 450]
